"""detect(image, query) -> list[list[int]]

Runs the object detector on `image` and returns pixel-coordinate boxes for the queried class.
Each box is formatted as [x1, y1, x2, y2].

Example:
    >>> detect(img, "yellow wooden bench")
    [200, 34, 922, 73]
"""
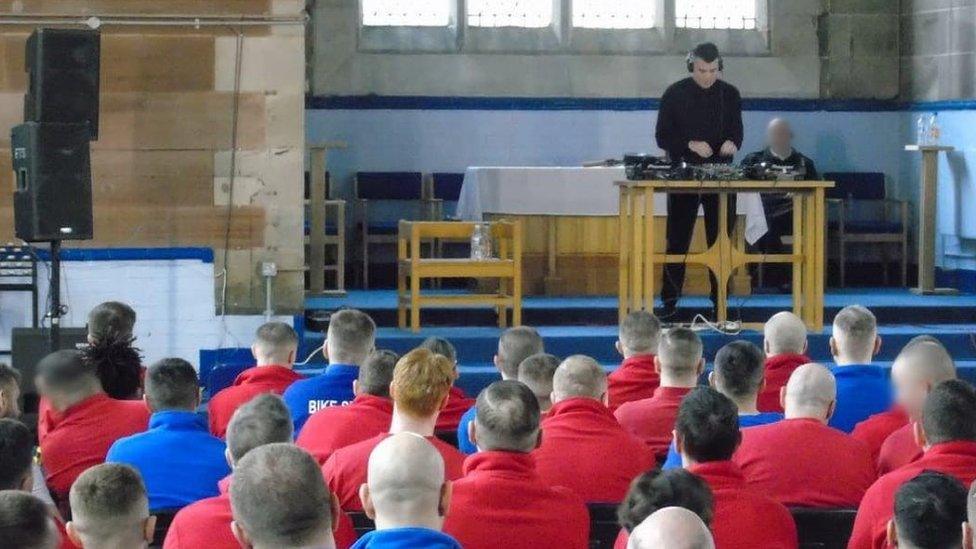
[397, 220, 522, 332]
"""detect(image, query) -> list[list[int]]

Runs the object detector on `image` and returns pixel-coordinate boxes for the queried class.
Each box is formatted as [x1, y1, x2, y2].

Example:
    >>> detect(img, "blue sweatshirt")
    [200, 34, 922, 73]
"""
[456, 405, 478, 454]
[828, 364, 892, 433]
[351, 527, 462, 549]
[283, 364, 358, 433]
[662, 411, 784, 469]
[107, 410, 230, 510]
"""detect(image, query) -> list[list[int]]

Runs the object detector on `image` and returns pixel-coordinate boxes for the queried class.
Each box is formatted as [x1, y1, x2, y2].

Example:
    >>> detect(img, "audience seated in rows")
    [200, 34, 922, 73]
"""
[627, 506, 715, 549]
[66, 464, 154, 549]
[663, 340, 783, 468]
[734, 363, 876, 507]
[207, 322, 303, 438]
[849, 379, 976, 549]
[354, 433, 461, 548]
[0, 365, 55, 506]
[615, 328, 703, 459]
[285, 309, 376, 432]
[759, 312, 811, 413]
[887, 471, 966, 549]
[231, 443, 340, 549]
[828, 305, 890, 432]
[0, 490, 61, 549]
[852, 335, 951, 464]
[516, 353, 560, 413]
[297, 351, 398, 465]
[532, 355, 653, 502]
[166, 394, 356, 549]
[442, 380, 589, 548]
[106, 358, 230, 511]
[37, 350, 150, 499]
[614, 468, 714, 549]
[323, 348, 465, 511]
[675, 387, 798, 549]
[608, 311, 662, 411]
[419, 337, 476, 432]
[876, 339, 956, 475]
[457, 326, 544, 454]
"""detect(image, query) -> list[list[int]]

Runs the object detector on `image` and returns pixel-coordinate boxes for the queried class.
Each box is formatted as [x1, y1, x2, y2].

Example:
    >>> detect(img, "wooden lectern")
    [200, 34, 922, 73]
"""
[616, 180, 833, 330]
[904, 144, 956, 295]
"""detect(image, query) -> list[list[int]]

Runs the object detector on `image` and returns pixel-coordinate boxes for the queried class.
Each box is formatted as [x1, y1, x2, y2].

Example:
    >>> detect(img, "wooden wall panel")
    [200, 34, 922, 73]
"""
[102, 35, 215, 92]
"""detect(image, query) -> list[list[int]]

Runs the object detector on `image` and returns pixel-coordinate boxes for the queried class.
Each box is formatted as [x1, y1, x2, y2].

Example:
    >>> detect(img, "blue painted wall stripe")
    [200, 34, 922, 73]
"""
[33, 247, 214, 263]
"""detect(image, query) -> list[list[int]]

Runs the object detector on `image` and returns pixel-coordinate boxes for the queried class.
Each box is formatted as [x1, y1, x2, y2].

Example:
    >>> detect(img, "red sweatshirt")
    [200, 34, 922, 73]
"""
[607, 354, 659, 412]
[436, 386, 476, 432]
[733, 417, 876, 507]
[207, 365, 304, 437]
[614, 386, 693, 458]
[533, 398, 654, 503]
[164, 475, 357, 549]
[297, 394, 393, 464]
[876, 423, 923, 475]
[39, 393, 150, 496]
[851, 407, 909, 464]
[758, 354, 811, 413]
[849, 441, 976, 549]
[443, 451, 589, 549]
[322, 432, 466, 511]
[689, 461, 798, 549]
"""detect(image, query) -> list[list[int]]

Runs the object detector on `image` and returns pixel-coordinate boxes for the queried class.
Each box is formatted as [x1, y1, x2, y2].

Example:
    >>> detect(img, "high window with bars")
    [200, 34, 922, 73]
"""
[361, 0, 451, 27]
[466, 0, 553, 28]
[675, 0, 757, 30]
[572, 0, 656, 29]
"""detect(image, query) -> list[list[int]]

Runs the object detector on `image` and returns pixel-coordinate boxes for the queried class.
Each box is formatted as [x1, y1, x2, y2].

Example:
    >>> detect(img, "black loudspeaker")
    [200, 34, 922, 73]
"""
[11, 122, 93, 242]
[25, 28, 100, 139]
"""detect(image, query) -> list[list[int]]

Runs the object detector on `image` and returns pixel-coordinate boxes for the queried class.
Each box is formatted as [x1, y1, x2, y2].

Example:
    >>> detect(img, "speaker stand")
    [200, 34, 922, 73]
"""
[48, 240, 62, 352]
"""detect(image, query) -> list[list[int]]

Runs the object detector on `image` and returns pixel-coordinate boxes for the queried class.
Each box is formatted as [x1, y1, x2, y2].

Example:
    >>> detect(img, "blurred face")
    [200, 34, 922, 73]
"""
[767, 121, 793, 153]
[891, 365, 929, 419]
[0, 382, 20, 418]
[691, 59, 720, 89]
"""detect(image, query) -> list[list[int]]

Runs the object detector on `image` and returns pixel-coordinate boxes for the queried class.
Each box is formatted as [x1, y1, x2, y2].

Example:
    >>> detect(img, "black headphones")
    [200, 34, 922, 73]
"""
[686, 43, 724, 73]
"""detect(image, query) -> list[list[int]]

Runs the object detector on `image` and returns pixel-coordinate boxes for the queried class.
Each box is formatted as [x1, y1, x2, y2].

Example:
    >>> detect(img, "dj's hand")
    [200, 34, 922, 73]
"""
[688, 141, 713, 159]
[719, 140, 738, 157]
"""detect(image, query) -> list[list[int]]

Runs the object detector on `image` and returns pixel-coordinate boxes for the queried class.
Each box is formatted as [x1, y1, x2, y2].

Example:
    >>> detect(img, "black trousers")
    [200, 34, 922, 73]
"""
[661, 193, 737, 310]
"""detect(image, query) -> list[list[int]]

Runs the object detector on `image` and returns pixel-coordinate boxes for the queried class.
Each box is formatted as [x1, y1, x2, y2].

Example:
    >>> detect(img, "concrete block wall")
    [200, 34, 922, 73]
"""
[901, 0, 976, 100]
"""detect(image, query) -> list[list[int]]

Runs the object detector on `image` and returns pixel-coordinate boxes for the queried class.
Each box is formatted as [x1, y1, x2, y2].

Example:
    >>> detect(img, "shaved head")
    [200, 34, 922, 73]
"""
[552, 355, 607, 403]
[628, 507, 714, 549]
[892, 341, 957, 419]
[783, 363, 836, 420]
[764, 312, 807, 356]
[362, 433, 448, 530]
[831, 305, 879, 364]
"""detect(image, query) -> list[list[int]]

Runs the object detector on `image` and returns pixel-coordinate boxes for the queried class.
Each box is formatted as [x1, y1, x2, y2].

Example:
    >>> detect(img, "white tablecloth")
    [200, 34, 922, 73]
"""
[457, 166, 769, 244]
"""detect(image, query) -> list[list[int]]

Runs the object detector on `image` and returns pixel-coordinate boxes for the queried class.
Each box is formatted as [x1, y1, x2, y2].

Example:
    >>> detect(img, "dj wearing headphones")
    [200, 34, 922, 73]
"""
[655, 42, 743, 320]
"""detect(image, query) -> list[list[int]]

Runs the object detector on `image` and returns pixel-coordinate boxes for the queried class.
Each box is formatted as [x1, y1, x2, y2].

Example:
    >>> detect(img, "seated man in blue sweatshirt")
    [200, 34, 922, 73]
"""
[107, 358, 230, 510]
[354, 433, 461, 548]
[284, 309, 376, 432]
[827, 304, 890, 432]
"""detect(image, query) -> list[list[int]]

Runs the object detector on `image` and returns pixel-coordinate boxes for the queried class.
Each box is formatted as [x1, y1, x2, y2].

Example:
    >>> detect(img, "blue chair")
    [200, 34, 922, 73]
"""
[355, 172, 429, 288]
[824, 172, 908, 287]
[430, 172, 466, 221]
[205, 363, 250, 399]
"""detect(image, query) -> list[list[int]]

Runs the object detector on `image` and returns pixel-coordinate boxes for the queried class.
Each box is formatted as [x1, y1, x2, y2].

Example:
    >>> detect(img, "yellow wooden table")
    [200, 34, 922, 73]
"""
[616, 180, 834, 330]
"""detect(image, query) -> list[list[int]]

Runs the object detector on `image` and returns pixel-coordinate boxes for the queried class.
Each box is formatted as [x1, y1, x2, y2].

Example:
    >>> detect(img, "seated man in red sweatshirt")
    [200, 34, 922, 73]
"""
[443, 380, 589, 548]
[614, 468, 714, 549]
[166, 394, 356, 549]
[852, 335, 948, 463]
[615, 327, 703, 459]
[849, 379, 976, 549]
[297, 350, 398, 465]
[759, 311, 810, 413]
[36, 350, 150, 500]
[419, 337, 476, 433]
[208, 321, 304, 438]
[322, 348, 466, 511]
[533, 355, 654, 502]
[608, 310, 661, 411]
[887, 471, 967, 549]
[734, 363, 875, 507]
[628, 507, 715, 549]
[517, 353, 561, 413]
[875, 339, 956, 475]
[675, 387, 798, 549]
[66, 464, 155, 549]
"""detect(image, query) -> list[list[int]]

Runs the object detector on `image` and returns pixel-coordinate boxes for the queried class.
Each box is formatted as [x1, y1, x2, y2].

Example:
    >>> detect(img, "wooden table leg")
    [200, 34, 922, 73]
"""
[715, 192, 730, 323]
[631, 189, 644, 313]
[814, 189, 826, 330]
[618, 188, 631, 322]
[792, 193, 803, 318]
[643, 189, 655, 311]
[803, 192, 817, 328]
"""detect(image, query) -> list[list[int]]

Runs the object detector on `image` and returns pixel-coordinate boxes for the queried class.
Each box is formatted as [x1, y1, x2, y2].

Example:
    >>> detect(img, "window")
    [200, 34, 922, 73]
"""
[572, 0, 656, 29]
[361, 0, 451, 27]
[467, 0, 553, 28]
[675, 0, 757, 30]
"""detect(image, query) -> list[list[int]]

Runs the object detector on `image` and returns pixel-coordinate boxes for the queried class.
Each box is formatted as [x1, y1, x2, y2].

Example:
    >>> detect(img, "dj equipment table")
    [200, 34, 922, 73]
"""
[617, 180, 834, 330]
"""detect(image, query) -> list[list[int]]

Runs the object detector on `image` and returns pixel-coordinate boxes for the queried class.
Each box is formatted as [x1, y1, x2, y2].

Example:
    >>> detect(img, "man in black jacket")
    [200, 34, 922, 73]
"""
[741, 118, 819, 291]
[656, 42, 743, 320]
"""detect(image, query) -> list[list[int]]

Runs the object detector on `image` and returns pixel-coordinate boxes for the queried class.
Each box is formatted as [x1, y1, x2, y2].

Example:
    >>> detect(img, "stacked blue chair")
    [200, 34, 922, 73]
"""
[355, 172, 428, 288]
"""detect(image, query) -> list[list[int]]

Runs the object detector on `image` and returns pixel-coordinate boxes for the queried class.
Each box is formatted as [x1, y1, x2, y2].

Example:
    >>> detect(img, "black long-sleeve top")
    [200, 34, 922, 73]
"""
[655, 77, 743, 165]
